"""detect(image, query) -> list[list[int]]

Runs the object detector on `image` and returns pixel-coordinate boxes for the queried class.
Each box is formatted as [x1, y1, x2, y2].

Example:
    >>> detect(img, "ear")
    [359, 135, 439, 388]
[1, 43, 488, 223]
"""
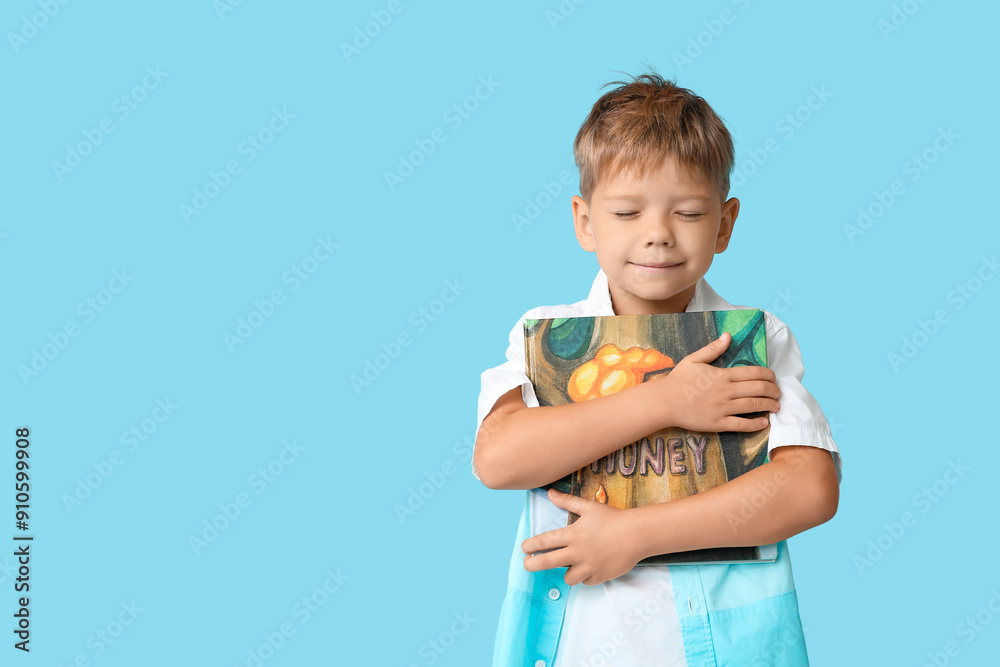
[715, 197, 739, 253]
[572, 195, 596, 252]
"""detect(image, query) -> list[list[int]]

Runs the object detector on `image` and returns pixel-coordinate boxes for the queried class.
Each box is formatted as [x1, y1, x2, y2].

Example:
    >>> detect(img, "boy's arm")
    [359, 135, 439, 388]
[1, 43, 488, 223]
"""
[474, 332, 778, 490]
[633, 444, 839, 551]
[521, 444, 839, 585]
[520, 316, 841, 586]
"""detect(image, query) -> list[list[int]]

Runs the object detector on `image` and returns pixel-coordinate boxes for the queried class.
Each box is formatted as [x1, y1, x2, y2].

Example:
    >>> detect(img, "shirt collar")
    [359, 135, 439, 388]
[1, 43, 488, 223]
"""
[586, 269, 735, 315]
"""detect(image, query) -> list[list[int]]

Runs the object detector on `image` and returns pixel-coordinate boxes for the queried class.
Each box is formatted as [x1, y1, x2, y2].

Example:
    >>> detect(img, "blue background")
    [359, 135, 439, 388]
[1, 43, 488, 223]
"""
[4, 1, 998, 665]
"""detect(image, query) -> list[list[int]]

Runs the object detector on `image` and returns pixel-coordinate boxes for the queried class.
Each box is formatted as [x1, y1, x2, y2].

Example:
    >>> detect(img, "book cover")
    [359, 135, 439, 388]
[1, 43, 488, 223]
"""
[524, 309, 777, 566]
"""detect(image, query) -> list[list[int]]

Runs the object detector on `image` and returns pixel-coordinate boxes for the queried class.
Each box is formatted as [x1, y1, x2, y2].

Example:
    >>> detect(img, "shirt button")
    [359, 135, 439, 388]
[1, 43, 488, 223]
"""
[535, 661, 546, 667]
[547, 588, 561, 601]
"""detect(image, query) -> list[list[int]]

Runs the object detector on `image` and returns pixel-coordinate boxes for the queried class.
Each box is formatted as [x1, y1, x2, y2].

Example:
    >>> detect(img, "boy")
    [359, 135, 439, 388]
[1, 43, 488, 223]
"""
[474, 72, 841, 666]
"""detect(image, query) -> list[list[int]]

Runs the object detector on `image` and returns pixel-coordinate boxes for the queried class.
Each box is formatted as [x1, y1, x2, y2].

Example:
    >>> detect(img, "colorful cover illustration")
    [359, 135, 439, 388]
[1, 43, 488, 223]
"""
[523, 309, 777, 566]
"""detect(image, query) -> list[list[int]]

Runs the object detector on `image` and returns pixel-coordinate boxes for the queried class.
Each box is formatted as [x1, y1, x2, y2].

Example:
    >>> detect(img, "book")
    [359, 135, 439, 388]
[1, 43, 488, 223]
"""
[523, 308, 778, 566]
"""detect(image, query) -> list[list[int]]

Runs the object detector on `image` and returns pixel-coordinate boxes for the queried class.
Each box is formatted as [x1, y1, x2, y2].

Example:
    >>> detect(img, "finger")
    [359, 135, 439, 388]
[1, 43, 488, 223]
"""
[564, 561, 594, 586]
[720, 365, 776, 383]
[524, 552, 561, 573]
[565, 566, 588, 587]
[547, 488, 592, 515]
[522, 528, 568, 555]
[723, 380, 780, 403]
[726, 396, 780, 415]
[743, 379, 781, 400]
[524, 546, 577, 573]
[718, 414, 771, 432]
[683, 332, 731, 364]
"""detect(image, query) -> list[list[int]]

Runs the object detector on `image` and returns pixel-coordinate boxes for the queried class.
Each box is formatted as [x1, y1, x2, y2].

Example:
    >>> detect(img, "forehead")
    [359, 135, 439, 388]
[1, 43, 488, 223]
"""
[595, 155, 717, 199]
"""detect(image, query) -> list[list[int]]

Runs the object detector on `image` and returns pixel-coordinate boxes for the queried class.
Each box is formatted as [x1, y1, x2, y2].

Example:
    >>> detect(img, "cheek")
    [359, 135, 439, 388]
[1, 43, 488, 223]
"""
[592, 234, 623, 258]
[688, 232, 718, 254]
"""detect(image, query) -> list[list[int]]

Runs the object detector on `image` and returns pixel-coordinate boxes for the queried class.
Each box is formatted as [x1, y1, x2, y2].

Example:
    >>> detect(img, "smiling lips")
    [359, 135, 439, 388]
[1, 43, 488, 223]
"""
[632, 261, 682, 269]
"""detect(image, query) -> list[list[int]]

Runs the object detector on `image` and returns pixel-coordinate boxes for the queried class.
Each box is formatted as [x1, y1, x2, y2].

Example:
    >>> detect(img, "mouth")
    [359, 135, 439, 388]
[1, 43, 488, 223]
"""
[631, 261, 682, 270]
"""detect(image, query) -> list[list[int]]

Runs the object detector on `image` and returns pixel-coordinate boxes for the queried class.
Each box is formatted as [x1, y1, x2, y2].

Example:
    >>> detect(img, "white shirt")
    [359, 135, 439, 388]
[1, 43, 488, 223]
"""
[475, 269, 840, 666]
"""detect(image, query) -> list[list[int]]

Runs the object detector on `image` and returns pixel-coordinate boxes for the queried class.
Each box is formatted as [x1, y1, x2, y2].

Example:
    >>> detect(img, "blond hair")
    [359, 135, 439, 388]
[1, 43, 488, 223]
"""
[573, 72, 734, 203]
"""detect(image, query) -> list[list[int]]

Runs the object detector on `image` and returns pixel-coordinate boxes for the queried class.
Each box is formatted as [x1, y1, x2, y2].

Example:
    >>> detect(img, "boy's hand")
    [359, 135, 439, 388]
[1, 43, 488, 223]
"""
[655, 331, 780, 433]
[521, 488, 646, 586]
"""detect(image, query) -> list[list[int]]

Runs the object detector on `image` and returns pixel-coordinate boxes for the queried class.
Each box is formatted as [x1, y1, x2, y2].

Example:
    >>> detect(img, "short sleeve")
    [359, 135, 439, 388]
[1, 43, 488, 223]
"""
[764, 312, 843, 481]
[472, 311, 541, 481]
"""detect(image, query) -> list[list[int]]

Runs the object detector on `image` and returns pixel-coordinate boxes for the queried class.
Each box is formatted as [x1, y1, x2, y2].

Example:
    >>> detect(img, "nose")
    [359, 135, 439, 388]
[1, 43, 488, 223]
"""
[642, 215, 675, 247]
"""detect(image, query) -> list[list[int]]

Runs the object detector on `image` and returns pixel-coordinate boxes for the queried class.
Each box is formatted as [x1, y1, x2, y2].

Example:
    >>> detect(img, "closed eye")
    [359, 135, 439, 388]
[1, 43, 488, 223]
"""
[613, 211, 703, 220]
